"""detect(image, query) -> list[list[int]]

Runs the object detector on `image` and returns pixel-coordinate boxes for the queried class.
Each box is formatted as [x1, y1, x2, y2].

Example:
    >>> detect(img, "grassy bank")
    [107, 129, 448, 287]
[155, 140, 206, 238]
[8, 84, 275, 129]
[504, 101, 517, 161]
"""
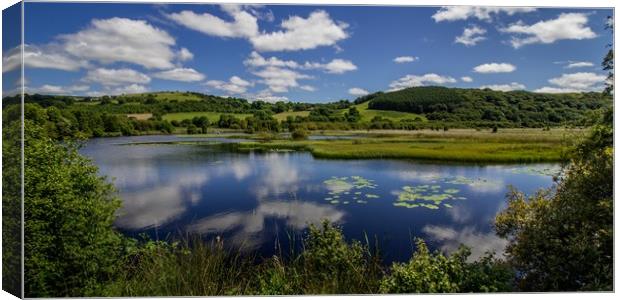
[230, 129, 581, 163]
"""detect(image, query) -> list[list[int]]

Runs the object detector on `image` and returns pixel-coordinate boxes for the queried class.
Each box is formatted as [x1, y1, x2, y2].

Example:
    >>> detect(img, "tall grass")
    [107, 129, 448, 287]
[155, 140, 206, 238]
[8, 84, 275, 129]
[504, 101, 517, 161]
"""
[100, 221, 512, 296]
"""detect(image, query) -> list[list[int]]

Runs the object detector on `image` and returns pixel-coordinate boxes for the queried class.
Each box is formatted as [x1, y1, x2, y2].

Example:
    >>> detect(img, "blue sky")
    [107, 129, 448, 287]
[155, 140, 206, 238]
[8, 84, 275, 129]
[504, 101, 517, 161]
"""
[2, 3, 613, 102]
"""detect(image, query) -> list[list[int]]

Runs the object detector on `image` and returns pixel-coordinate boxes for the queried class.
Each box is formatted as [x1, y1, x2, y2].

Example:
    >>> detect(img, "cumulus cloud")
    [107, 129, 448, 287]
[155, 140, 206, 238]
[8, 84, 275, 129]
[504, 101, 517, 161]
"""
[252, 66, 312, 93]
[316, 59, 357, 74]
[176, 47, 194, 61]
[3, 45, 88, 73]
[432, 6, 536, 22]
[84, 68, 151, 86]
[348, 87, 369, 96]
[461, 76, 473, 82]
[480, 82, 526, 91]
[250, 10, 349, 52]
[169, 6, 348, 52]
[167, 8, 258, 39]
[473, 62, 516, 73]
[111, 84, 149, 95]
[152, 68, 205, 82]
[248, 90, 290, 103]
[455, 25, 486, 46]
[205, 76, 253, 94]
[500, 13, 596, 48]
[388, 73, 456, 91]
[244, 52, 356, 74]
[535, 72, 606, 93]
[244, 51, 300, 69]
[61, 17, 180, 69]
[28, 84, 90, 95]
[393, 56, 418, 63]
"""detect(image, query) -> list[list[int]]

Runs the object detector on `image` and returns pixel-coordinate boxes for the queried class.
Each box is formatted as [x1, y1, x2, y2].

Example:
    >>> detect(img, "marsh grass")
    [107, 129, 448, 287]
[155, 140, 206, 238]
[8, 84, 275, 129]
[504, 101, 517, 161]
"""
[100, 221, 512, 296]
[101, 222, 385, 296]
[232, 135, 571, 163]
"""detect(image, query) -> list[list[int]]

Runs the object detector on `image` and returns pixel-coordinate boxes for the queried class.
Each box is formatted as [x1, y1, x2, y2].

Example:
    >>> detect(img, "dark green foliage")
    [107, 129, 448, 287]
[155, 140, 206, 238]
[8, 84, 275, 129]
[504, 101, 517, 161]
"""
[368, 86, 611, 127]
[2, 107, 23, 296]
[22, 121, 125, 297]
[380, 239, 512, 293]
[11, 103, 175, 139]
[495, 109, 613, 291]
[345, 106, 361, 122]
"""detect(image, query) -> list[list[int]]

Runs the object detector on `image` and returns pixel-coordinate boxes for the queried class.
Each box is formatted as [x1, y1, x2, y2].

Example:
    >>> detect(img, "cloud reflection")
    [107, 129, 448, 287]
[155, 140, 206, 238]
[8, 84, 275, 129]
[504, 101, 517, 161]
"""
[188, 200, 345, 249]
[422, 225, 508, 261]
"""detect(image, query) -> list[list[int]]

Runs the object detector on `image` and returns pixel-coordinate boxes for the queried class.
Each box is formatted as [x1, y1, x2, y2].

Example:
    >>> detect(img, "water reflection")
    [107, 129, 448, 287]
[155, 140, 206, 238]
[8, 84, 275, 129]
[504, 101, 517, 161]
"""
[422, 225, 508, 261]
[188, 200, 345, 249]
[80, 135, 557, 263]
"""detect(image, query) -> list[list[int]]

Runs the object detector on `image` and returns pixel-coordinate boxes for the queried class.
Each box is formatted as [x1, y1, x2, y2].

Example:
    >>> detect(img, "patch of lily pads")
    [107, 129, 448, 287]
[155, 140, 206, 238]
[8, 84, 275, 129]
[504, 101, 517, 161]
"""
[323, 176, 381, 205]
[394, 184, 464, 210]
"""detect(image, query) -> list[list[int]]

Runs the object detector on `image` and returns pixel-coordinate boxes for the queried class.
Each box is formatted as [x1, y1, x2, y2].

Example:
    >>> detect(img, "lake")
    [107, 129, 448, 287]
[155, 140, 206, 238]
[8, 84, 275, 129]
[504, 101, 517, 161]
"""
[80, 135, 560, 263]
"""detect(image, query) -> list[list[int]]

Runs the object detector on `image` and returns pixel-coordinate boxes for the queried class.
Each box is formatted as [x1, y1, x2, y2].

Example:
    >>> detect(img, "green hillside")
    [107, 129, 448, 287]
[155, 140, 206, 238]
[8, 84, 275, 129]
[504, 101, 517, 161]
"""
[342, 101, 426, 122]
[366, 86, 611, 127]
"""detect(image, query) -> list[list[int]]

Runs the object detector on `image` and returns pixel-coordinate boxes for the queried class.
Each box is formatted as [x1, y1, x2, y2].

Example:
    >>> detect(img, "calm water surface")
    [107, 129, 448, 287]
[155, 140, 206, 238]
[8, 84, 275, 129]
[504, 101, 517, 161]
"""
[80, 135, 559, 263]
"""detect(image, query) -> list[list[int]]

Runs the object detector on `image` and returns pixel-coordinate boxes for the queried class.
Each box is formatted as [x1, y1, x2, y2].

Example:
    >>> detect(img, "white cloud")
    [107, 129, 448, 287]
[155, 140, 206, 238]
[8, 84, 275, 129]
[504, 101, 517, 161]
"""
[393, 56, 418, 63]
[243, 51, 300, 69]
[533, 87, 583, 93]
[3, 45, 88, 73]
[455, 25, 486, 46]
[111, 84, 149, 95]
[168, 7, 348, 52]
[299, 85, 316, 92]
[348, 87, 369, 96]
[167, 8, 258, 39]
[473, 62, 516, 73]
[176, 47, 194, 61]
[247, 90, 290, 103]
[388, 73, 457, 91]
[249, 10, 349, 52]
[534, 72, 606, 93]
[152, 68, 205, 82]
[244, 52, 356, 74]
[84, 68, 151, 86]
[205, 76, 253, 94]
[28, 84, 90, 95]
[480, 82, 526, 91]
[432, 6, 536, 22]
[319, 59, 357, 74]
[61, 17, 179, 69]
[565, 61, 594, 69]
[252, 66, 312, 93]
[461, 76, 473, 82]
[500, 13, 596, 48]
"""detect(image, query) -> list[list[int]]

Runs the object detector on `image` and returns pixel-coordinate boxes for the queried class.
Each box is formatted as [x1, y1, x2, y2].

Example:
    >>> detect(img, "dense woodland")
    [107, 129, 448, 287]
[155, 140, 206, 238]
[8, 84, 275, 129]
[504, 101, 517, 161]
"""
[367, 86, 610, 127]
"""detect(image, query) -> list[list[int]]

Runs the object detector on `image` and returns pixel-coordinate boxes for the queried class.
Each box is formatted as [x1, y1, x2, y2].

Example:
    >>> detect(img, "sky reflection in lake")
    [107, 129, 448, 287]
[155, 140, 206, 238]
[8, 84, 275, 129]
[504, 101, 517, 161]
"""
[81, 135, 558, 263]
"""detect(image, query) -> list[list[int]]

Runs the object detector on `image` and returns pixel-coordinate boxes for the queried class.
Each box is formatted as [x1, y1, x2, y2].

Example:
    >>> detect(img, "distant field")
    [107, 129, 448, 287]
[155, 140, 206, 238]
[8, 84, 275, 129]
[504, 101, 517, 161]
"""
[340, 102, 427, 122]
[163, 111, 253, 122]
[127, 113, 153, 120]
[273, 110, 310, 121]
[139, 92, 204, 102]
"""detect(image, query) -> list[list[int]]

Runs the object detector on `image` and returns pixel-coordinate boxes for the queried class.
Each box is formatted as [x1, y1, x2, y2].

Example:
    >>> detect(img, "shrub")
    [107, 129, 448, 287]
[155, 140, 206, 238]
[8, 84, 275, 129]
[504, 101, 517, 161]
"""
[291, 128, 309, 140]
[380, 239, 512, 293]
[23, 121, 125, 297]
